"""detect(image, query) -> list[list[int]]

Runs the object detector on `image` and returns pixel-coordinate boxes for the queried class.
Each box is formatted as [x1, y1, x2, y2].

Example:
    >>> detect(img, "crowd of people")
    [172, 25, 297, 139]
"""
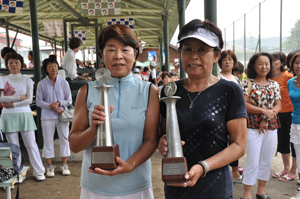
[1, 18, 300, 199]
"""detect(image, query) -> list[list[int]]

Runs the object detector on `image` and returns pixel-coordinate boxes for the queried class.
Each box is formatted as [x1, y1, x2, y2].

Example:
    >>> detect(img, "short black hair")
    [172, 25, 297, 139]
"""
[49, 55, 57, 60]
[287, 50, 300, 71]
[5, 52, 24, 69]
[69, 37, 82, 49]
[290, 52, 300, 76]
[42, 58, 59, 75]
[218, 50, 237, 70]
[143, 67, 149, 72]
[1, 47, 16, 59]
[178, 19, 223, 54]
[246, 52, 273, 79]
[232, 61, 244, 74]
[271, 52, 287, 72]
[28, 51, 33, 57]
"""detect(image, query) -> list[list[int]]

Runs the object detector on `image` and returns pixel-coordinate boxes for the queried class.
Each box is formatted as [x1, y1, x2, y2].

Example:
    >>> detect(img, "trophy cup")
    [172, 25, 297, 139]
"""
[91, 68, 120, 170]
[160, 82, 187, 183]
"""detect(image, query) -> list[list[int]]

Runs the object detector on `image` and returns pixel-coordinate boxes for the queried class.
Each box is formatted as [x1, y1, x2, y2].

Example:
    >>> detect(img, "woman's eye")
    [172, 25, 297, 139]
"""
[108, 49, 115, 51]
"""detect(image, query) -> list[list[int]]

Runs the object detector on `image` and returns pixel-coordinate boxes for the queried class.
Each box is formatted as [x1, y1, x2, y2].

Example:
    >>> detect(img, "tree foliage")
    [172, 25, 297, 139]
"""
[283, 19, 300, 51]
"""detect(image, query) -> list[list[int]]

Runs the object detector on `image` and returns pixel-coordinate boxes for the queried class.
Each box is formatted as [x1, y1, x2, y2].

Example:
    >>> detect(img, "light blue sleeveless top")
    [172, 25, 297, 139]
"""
[81, 73, 152, 196]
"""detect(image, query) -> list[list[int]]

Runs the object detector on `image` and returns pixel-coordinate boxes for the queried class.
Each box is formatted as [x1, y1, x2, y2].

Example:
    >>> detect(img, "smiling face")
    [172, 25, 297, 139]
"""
[254, 55, 270, 78]
[272, 58, 282, 71]
[180, 38, 219, 78]
[7, 58, 21, 74]
[46, 62, 58, 77]
[293, 56, 300, 77]
[221, 54, 234, 72]
[100, 38, 136, 78]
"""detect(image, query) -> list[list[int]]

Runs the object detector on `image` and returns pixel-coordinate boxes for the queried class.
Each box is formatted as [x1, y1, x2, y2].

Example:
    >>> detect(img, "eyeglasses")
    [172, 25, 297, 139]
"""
[180, 47, 214, 56]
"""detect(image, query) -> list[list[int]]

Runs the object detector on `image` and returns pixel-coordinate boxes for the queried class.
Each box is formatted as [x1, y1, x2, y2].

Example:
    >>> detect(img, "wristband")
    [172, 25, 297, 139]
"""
[198, 161, 210, 178]
[12, 103, 15, 108]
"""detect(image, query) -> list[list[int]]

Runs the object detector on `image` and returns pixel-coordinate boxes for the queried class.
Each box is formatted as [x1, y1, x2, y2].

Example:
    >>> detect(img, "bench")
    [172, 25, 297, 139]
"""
[0, 147, 29, 199]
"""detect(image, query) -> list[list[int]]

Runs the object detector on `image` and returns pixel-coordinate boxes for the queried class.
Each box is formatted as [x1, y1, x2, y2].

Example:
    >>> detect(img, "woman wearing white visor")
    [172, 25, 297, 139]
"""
[158, 19, 247, 199]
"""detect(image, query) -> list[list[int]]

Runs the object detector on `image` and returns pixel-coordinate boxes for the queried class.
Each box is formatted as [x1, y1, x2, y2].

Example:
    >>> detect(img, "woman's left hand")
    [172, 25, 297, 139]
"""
[2, 102, 13, 108]
[88, 156, 132, 177]
[56, 107, 63, 114]
[167, 164, 203, 188]
[259, 119, 268, 134]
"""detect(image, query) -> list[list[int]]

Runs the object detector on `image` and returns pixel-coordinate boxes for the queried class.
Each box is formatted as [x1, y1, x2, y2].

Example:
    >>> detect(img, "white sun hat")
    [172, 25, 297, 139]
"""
[177, 28, 220, 47]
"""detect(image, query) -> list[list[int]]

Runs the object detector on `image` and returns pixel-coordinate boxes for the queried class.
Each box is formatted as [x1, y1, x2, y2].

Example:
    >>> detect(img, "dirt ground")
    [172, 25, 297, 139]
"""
[1, 149, 299, 199]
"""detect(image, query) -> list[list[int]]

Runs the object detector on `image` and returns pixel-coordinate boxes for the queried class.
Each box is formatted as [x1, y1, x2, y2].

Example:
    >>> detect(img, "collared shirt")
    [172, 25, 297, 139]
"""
[62, 49, 78, 80]
[36, 76, 72, 120]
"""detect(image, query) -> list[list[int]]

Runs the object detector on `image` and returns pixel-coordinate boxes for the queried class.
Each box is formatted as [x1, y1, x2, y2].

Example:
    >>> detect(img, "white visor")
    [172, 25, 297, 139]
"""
[177, 28, 220, 47]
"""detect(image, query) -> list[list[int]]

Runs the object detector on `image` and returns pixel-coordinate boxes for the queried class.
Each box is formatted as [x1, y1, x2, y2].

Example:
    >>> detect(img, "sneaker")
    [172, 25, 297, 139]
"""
[61, 165, 70, 176]
[46, 165, 56, 178]
[35, 173, 45, 181]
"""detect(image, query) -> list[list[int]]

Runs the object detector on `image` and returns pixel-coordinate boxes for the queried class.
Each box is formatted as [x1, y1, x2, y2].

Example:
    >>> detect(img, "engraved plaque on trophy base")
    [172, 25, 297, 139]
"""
[91, 144, 120, 170]
[162, 157, 187, 183]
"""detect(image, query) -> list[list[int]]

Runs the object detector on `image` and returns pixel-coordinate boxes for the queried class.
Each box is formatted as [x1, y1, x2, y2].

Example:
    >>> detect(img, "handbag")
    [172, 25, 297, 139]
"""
[60, 104, 74, 122]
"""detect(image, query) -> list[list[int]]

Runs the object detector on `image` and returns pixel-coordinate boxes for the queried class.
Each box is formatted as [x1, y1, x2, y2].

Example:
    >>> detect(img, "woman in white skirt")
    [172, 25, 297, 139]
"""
[0, 52, 45, 181]
[240, 52, 281, 199]
[36, 58, 72, 177]
[287, 52, 300, 199]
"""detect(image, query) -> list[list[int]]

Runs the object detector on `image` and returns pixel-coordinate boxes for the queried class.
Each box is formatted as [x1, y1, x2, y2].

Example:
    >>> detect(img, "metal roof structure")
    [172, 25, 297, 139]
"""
[0, 0, 191, 49]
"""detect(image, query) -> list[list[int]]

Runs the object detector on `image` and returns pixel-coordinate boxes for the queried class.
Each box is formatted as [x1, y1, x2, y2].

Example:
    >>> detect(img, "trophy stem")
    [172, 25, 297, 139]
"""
[96, 85, 114, 147]
[160, 96, 183, 158]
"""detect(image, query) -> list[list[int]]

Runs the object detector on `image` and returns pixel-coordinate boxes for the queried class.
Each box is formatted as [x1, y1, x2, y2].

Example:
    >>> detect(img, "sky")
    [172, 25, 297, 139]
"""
[170, 0, 300, 45]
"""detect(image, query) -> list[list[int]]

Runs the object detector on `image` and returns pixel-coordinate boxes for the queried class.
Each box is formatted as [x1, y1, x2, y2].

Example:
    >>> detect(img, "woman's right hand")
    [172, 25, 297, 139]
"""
[262, 109, 276, 119]
[20, 95, 27, 101]
[158, 135, 185, 156]
[90, 105, 113, 134]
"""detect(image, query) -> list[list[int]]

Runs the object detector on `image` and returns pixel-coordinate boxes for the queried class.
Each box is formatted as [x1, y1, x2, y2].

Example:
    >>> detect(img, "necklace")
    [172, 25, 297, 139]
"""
[295, 76, 300, 87]
[187, 76, 211, 109]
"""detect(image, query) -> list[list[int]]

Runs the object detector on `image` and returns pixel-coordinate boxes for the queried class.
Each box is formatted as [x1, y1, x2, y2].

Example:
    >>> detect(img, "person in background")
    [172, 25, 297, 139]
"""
[27, 51, 34, 69]
[158, 71, 171, 97]
[174, 62, 180, 78]
[218, 50, 244, 183]
[270, 52, 297, 182]
[149, 61, 157, 85]
[76, 59, 85, 68]
[132, 67, 142, 80]
[36, 58, 72, 178]
[232, 61, 246, 81]
[1, 47, 16, 62]
[158, 19, 247, 199]
[135, 65, 142, 73]
[69, 24, 159, 199]
[62, 37, 92, 90]
[169, 72, 179, 82]
[0, 52, 45, 181]
[141, 67, 149, 81]
[287, 50, 300, 72]
[287, 52, 300, 199]
[241, 52, 281, 199]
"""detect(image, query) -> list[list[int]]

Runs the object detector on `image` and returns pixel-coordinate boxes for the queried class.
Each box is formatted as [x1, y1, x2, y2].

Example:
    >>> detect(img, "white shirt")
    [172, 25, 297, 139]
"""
[132, 73, 142, 80]
[150, 68, 156, 79]
[62, 49, 78, 80]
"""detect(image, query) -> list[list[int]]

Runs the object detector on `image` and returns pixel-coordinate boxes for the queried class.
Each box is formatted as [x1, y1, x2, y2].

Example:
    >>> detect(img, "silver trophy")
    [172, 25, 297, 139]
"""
[91, 68, 119, 170]
[160, 82, 187, 183]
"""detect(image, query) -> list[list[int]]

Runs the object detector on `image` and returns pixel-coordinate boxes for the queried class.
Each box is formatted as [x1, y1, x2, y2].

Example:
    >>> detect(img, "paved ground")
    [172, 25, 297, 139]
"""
[0, 144, 299, 199]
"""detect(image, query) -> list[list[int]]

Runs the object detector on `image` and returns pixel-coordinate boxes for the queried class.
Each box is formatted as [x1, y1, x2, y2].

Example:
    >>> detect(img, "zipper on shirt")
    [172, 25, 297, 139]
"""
[117, 79, 121, 118]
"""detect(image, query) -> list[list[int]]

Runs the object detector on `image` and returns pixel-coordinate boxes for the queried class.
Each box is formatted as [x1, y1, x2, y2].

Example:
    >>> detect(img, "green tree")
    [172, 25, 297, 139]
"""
[283, 19, 300, 51]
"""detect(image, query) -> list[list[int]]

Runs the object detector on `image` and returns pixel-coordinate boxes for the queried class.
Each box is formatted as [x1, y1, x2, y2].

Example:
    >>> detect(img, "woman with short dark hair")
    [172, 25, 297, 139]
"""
[1, 52, 45, 181]
[69, 24, 159, 199]
[270, 52, 296, 182]
[241, 52, 281, 199]
[218, 50, 239, 83]
[158, 19, 247, 199]
[36, 58, 72, 178]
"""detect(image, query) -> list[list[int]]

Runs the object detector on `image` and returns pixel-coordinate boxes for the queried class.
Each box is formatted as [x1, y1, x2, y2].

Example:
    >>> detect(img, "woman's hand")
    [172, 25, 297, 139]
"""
[49, 101, 60, 110]
[259, 119, 269, 134]
[86, 77, 92, 80]
[167, 164, 203, 187]
[20, 95, 27, 101]
[56, 107, 63, 114]
[90, 105, 113, 134]
[262, 109, 276, 119]
[158, 135, 185, 156]
[2, 102, 13, 108]
[88, 157, 133, 176]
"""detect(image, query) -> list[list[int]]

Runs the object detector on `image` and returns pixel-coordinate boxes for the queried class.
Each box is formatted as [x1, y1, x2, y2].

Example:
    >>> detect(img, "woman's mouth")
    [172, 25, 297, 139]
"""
[189, 64, 200, 67]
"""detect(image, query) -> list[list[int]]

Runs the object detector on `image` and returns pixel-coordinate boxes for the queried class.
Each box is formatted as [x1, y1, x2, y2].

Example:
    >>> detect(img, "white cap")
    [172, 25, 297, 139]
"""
[150, 61, 156, 67]
[177, 28, 219, 47]
[133, 68, 140, 73]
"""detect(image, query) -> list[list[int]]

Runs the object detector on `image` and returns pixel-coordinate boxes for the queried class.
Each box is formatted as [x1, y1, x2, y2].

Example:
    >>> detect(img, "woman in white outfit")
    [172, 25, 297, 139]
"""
[0, 52, 45, 181]
[36, 58, 72, 177]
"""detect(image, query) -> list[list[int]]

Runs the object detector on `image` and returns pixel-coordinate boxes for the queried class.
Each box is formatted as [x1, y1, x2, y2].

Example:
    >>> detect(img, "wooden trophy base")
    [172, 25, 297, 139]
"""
[162, 157, 187, 183]
[91, 144, 120, 170]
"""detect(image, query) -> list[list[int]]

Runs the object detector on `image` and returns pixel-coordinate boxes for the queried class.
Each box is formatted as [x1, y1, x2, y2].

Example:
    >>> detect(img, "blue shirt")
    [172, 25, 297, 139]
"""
[287, 77, 300, 124]
[81, 73, 152, 196]
[36, 76, 72, 120]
